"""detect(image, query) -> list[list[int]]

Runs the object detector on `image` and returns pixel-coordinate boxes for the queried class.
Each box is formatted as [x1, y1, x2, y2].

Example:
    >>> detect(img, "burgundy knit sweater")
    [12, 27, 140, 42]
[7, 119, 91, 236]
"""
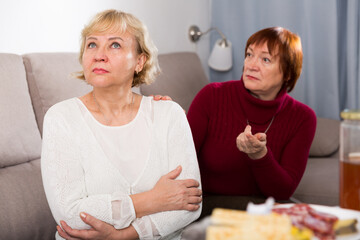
[187, 79, 316, 200]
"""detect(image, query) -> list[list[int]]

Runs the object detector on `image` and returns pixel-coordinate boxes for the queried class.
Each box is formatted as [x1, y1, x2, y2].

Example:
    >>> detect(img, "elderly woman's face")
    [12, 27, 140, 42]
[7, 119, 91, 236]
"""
[242, 42, 284, 100]
[82, 30, 143, 88]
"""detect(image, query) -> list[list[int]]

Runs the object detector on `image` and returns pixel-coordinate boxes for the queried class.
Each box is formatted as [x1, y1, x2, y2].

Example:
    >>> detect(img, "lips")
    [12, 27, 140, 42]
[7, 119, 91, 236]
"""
[245, 74, 259, 80]
[93, 68, 109, 74]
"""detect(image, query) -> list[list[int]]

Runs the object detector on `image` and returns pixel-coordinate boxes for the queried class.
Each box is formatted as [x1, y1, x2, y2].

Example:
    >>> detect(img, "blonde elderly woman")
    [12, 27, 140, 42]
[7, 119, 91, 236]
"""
[41, 9, 202, 240]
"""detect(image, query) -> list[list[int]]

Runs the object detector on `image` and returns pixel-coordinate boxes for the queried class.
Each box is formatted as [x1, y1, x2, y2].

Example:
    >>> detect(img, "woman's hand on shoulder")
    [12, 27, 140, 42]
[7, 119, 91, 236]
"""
[151, 165, 202, 212]
[57, 213, 138, 240]
[151, 95, 187, 113]
[236, 125, 267, 159]
[151, 95, 172, 101]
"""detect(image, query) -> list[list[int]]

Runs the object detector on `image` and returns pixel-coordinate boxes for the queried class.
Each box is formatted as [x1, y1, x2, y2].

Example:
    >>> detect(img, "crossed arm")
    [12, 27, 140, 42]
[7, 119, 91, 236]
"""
[58, 166, 201, 240]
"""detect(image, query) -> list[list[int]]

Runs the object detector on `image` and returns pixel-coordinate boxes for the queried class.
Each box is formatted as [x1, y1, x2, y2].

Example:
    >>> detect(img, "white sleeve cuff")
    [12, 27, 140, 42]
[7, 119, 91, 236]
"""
[132, 215, 161, 240]
[111, 193, 136, 229]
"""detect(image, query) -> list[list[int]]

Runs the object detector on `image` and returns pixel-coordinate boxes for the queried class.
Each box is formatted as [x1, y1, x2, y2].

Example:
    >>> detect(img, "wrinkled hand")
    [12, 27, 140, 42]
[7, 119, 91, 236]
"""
[151, 95, 187, 113]
[57, 213, 136, 240]
[152, 166, 202, 212]
[151, 95, 172, 101]
[236, 125, 267, 159]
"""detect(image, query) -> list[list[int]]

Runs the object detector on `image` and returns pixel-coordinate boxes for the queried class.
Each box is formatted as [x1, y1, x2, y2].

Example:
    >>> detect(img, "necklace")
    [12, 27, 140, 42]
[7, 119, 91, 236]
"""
[247, 115, 275, 134]
[92, 91, 134, 126]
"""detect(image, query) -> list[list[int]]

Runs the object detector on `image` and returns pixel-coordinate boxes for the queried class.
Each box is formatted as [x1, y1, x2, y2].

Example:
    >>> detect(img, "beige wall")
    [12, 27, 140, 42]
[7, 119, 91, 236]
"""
[0, 0, 211, 75]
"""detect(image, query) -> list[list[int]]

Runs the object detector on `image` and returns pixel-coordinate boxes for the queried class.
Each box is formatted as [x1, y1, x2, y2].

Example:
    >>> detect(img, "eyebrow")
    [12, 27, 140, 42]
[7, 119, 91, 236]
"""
[86, 36, 124, 41]
[109, 37, 123, 41]
[248, 46, 271, 55]
[86, 36, 97, 41]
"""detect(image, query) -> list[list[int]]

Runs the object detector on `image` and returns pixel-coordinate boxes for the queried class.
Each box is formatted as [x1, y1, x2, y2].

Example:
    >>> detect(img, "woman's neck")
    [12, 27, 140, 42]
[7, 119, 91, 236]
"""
[80, 86, 138, 126]
[92, 88, 134, 112]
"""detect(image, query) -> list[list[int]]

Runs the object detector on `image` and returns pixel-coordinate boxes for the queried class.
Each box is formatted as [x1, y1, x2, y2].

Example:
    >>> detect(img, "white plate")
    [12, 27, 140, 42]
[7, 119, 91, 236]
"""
[273, 204, 360, 240]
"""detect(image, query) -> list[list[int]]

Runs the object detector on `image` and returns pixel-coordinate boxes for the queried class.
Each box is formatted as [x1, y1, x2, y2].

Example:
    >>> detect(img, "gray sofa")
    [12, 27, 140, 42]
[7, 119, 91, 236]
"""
[0, 52, 340, 240]
[293, 117, 340, 206]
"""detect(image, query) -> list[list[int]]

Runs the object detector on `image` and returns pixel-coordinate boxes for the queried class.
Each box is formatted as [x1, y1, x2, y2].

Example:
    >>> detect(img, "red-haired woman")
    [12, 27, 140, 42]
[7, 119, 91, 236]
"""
[187, 27, 316, 217]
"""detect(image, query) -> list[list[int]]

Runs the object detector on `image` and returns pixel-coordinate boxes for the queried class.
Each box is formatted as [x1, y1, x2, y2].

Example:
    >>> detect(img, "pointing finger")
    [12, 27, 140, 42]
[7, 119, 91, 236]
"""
[244, 125, 252, 137]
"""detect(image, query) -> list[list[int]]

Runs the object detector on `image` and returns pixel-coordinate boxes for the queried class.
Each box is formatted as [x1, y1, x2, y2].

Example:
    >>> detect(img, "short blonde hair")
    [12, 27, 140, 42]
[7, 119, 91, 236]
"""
[76, 9, 160, 87]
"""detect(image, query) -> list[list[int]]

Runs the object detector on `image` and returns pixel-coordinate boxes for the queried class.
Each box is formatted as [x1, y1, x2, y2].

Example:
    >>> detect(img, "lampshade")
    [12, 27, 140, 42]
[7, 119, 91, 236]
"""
[208, 39, 232, 71]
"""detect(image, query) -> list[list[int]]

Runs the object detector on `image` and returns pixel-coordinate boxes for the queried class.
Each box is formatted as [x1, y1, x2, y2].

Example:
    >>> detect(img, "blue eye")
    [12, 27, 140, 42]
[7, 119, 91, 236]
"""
[111, 42, 121, 48]
[246, 52, 252, 57]
[263, 58, 270, 63]
[88, 42, 96, 48]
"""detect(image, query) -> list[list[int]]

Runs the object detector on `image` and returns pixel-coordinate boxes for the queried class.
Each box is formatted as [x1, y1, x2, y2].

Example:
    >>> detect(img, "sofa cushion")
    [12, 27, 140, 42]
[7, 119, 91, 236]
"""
[0, 159, 56, 240]
[140, 52, 209, 112]
[0, 53, 42, 167]
[23, 53, 92, 134]
[292, 156, 339, 206]
[309, 117, 340, 157]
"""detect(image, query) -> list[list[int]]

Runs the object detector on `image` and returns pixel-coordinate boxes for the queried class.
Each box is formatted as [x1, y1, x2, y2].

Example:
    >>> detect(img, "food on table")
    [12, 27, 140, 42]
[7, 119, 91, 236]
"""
[206, 208, 311, 240]
[206, 204, 358, 240]
[272, 203, 339, 240]
[334, 218, 358, 235]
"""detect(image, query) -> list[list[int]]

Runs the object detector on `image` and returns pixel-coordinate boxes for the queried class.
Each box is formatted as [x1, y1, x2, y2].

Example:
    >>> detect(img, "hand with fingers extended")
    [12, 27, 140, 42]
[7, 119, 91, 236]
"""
[236, 125, 268, 159]
[150, 94, 172, 101]
[150, 165, 202, 213]
[57, 212, 138, 240]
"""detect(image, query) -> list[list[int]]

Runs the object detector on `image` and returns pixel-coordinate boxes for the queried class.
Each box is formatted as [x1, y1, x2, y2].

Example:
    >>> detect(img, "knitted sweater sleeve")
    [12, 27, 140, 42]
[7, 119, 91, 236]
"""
[148, 102, 202, 237]
[247, 106, 317, 200]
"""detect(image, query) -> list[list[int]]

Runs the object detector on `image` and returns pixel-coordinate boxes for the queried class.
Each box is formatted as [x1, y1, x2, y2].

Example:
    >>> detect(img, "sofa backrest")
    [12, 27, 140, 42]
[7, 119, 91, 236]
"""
[140, 52, 209, 112]
[23, 53, 92, 135]
[0, 53, 42, 168]
[309, 117, 340, 157]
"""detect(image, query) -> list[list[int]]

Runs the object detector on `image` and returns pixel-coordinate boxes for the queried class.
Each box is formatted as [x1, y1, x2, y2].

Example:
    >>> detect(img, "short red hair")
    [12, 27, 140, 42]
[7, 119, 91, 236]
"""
[245, 27, 303, 92]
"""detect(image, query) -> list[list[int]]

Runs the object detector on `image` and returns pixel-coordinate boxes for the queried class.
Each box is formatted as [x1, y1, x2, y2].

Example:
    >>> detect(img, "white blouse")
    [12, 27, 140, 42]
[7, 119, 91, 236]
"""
[41, 96, 201, 240]
[77, 97, 151, 186]
[77, 97, 157, 238]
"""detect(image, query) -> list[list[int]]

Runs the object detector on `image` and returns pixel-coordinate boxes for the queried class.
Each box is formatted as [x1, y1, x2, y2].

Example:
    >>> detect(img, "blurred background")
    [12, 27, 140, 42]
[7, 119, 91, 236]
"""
[1, 0, 358, 119]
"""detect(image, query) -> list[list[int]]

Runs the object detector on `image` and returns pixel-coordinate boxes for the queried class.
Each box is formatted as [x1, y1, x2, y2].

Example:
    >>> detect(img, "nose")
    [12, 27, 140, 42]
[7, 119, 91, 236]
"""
[245, 56, 259, 71]
[94, 46, 108, 62]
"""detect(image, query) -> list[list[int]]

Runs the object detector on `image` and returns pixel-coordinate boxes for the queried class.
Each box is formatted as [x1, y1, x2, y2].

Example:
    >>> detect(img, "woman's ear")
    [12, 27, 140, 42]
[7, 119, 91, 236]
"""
[136, 53, 147, 73]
